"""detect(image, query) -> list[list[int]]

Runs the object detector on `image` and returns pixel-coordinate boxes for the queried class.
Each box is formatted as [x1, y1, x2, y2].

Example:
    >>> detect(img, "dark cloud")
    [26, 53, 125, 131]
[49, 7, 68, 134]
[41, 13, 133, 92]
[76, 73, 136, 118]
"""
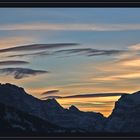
[0, 60, 29, 66]
[64, 101, 115, 106]
[54, 48, 124, 57]
[8, 51, 50, 58]
[41, 90, 59, 96]
[0, 67, 48, 79]
[7, 48, 124, 58]
[42, 93, 127, 99]
[0, 43, 79, 53]
[54, 48, 93, 54]
[41, 96, 61, 100]
[87, 50, 123, 56]
[61, 93, 127, 98]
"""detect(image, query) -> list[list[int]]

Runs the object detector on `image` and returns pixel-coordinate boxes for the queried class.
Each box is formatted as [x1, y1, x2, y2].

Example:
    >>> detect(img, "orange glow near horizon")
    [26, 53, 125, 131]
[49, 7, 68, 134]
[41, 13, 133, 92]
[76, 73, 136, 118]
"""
[57, 96, 121, 117]
[0, 75, 137, 117]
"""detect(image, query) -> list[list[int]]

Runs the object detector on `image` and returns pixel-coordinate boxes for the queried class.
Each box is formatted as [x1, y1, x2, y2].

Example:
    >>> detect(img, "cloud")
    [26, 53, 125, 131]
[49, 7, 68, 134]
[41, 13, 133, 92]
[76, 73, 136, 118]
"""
[116, 57, 140, 67]
[114, 43, 140, 67]
[54, 48, 124, 57]
[0, 60, 29, 66]
[41, 89, 59, 96]
[128, 43, 140, 51]
[88, 42, 140, 86]
[61, 93, 127, 98]
[54, 48, 93, 54]
[41, 96, 61, 100]
[0, 43, 79, 53]
[0, 68, 48, 79]
[8, 51, 50, 58]
[1, 23, 140, 31]
[7, 48, 124, 58]
[42, 93, 127, 99]
[113, 73, 140, 79]
[86, 49, 123, 57]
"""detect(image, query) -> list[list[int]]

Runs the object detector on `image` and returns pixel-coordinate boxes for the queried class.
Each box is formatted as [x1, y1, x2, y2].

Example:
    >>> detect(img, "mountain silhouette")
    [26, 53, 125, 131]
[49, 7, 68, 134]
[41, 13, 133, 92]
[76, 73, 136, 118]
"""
[0, 83, 140, 136]
[0, 101, 71, 136]
[104, 91, 140, 132]
[0, 83, 105, 135]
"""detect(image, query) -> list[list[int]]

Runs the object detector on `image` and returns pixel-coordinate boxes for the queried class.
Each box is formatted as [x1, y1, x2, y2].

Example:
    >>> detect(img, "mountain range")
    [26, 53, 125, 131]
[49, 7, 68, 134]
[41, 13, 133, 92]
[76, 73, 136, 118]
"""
[0, 83, 140, 136]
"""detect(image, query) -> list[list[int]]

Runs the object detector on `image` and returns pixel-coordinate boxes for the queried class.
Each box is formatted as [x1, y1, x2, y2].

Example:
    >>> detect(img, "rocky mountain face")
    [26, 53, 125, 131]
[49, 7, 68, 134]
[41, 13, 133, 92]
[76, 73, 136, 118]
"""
[0, 83, 105, 133]
[1, 83, 140, 134]
[0, 102, 69, 135]
[104, 91, 140, 132]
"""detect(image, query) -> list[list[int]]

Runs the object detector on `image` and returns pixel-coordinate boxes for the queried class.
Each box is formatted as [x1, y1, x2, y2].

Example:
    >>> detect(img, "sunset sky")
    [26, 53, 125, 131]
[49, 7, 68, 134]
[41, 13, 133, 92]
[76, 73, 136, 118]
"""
[0, 8, 140, 116]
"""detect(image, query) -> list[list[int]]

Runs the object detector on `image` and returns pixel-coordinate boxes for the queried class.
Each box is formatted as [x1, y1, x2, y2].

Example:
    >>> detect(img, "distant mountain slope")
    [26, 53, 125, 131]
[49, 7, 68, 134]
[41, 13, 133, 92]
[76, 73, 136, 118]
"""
[104, 91, 140, 132]
[0, 83, 105, 132]
[1, 83, 140, 133]
[0, 102, 69, 135]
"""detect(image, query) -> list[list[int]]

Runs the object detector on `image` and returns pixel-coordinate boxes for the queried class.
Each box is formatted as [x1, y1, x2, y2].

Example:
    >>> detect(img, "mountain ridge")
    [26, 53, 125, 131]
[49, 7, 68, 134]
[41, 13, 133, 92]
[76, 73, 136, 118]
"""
[0, 83, 105, 133]
[0, 83, 140, 134]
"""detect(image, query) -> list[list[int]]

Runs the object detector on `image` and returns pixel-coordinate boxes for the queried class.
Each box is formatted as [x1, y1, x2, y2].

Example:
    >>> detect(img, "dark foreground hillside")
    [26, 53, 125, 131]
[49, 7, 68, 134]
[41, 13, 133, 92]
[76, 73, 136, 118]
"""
[0, 83, 140, 136]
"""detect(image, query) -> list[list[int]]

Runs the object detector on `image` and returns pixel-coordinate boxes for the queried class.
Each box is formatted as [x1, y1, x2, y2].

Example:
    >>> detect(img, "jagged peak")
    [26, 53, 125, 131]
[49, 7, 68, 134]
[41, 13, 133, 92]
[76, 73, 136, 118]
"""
[0, 83, 30, 98]
[132, 90, 140, 95]
[45, 98, 57, 103]
[0, 83, 17, 87]
[43, 98, 63, 108]
[0, 83, 24, 90]
[69, 105, 80, 112]
[112, 90, 140, 115]
[118, 93, 129, 100]
[118, 91, 140, 103]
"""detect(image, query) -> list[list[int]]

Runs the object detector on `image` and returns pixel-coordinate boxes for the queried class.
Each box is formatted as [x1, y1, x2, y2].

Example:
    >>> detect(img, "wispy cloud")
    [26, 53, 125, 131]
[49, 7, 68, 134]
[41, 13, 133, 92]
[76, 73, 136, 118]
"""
[41, 89, 59, 96]
[7, 48, 124, 58]
[1, 23, 140, 31]
[89, 42, 140, 85]
[42, 92, 127, 99]
[0, 43, 79, 53]
[110, 43, 140, 69]
[128, 43, 140, 51]
[8, 51, 50, 58]
[54, 48, 123, 56]
[0, 60, 29, 66]
[0, 68, 48, 79]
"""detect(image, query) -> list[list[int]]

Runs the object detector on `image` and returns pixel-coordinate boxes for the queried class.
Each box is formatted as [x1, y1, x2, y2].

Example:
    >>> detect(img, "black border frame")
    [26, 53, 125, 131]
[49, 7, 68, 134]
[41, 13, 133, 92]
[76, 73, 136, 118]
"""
[0, 1, 140, 7]
[0, 0, 140, 139]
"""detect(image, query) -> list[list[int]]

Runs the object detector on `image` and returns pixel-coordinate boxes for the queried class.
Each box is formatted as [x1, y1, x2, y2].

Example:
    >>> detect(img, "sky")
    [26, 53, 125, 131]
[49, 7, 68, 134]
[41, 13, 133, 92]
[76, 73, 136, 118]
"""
[0, 8, 140, 117]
